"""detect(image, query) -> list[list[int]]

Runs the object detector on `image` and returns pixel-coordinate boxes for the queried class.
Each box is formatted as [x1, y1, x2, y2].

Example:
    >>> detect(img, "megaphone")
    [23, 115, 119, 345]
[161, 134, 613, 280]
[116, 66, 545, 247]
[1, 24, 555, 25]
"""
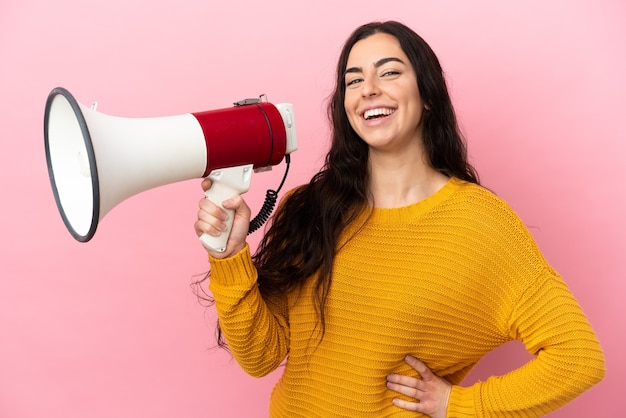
[44, 87, 297, 252]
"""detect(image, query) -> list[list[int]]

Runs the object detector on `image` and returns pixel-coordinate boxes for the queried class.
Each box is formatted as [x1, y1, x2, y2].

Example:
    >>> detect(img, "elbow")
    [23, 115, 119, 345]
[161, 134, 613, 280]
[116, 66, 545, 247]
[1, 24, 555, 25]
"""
[231, 345, 287, 378]
[586, 338, 606, 387]
[570, 345, 606, 394]
[238, 357, 284, 378]
[589, 350, 606, 387]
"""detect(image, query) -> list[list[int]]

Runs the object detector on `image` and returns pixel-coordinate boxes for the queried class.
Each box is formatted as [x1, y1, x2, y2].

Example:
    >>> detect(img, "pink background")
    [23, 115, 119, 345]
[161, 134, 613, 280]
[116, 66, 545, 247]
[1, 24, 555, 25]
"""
[1, 1, 624, 416]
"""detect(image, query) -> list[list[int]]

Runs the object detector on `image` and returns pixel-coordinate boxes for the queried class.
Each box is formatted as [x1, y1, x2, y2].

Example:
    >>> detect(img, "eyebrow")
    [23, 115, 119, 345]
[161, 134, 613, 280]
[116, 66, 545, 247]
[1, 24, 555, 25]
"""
[345, 57, 406, 75]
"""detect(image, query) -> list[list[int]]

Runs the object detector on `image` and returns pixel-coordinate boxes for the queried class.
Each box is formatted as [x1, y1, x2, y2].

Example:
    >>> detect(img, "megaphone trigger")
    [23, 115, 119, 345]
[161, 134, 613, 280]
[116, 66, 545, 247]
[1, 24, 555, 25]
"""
[199, 164, 253, 253]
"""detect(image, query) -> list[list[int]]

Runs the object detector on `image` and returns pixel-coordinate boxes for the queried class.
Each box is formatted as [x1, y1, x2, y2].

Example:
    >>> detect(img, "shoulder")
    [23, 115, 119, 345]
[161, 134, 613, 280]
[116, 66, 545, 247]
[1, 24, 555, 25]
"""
[445, 178, 525, 228]
[443, 178, 547, 265]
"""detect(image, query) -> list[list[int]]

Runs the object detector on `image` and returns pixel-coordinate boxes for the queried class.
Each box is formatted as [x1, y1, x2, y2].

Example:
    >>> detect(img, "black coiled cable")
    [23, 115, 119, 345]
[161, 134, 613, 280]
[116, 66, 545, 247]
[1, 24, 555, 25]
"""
[248, 154, 291, 234]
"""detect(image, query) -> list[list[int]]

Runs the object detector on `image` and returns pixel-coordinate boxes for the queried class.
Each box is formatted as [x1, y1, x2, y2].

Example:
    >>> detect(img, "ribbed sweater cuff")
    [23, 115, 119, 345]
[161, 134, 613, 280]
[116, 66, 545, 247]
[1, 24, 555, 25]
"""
[447, 385, 477, 417]
[208, 243, 257, 287]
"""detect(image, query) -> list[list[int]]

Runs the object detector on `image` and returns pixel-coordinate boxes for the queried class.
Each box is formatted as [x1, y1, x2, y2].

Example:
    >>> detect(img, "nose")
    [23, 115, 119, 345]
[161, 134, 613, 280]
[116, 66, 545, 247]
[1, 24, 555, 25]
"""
[360, 77, 380, 98]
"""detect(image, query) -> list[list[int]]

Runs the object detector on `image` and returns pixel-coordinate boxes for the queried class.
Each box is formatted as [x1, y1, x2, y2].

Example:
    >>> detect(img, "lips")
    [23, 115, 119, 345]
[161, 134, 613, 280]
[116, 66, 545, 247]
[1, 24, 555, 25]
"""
[363, 107, 396, 121]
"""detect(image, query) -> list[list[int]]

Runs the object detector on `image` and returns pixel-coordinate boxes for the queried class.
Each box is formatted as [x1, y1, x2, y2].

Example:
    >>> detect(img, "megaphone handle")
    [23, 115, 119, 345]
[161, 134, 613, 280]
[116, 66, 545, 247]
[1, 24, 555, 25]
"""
[199, 164, 254, 253]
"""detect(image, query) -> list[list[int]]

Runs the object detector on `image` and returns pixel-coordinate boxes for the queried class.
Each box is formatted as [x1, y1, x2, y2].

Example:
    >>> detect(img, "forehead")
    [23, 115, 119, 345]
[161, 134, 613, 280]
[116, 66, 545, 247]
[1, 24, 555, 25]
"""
[346, 32, 408, 67]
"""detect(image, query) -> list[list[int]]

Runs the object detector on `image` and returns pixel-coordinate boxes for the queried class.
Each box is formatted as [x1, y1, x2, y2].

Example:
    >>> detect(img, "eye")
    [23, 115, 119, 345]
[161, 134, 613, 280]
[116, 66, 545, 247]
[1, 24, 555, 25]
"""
[381, 70, 401, 77]
[346, 78, 363, 88]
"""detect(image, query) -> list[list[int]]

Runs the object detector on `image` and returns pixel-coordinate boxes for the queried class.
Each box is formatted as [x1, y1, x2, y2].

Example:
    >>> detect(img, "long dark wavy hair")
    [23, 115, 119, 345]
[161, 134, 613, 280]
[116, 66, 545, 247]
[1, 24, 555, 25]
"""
[199, 21, 479, 347]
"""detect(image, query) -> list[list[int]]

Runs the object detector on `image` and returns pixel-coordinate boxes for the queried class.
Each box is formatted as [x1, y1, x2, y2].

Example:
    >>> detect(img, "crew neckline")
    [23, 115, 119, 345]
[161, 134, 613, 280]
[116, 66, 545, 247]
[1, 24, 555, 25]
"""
[365, 177, 463, 224]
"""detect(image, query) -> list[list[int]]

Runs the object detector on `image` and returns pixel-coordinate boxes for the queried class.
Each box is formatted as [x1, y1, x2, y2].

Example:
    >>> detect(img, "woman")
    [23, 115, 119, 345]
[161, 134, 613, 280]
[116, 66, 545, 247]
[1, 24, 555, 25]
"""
[195, 21, 605, 417]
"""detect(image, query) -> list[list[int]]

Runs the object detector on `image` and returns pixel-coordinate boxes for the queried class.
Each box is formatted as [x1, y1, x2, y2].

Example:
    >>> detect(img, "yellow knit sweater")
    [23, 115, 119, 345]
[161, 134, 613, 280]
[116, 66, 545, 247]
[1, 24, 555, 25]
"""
[208, 178, 605, 417]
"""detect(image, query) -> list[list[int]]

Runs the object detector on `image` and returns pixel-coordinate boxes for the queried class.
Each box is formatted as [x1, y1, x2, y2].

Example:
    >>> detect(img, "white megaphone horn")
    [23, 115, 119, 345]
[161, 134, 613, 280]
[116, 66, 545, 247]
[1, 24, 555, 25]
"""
[44, 87, 297, 252]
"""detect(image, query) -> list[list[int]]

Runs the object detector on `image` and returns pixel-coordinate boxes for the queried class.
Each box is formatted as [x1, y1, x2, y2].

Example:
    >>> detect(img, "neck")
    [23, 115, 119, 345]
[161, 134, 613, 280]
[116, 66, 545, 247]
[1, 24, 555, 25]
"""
[368, 150, 449, 208]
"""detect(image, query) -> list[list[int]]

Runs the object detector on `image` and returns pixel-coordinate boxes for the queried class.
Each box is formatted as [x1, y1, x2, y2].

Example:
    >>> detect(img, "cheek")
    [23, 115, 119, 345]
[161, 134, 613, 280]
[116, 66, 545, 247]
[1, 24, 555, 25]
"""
[343, 96, 360, 123]
[343, 92, 355, 112]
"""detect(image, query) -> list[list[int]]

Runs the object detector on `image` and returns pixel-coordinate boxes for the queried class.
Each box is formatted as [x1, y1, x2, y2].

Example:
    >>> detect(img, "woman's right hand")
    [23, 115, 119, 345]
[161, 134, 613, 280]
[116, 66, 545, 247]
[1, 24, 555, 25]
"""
[194, 178, 251, 259]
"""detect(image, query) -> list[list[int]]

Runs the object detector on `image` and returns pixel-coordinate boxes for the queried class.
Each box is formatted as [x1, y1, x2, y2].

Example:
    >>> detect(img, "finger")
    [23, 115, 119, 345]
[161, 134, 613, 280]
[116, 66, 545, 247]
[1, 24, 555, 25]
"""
[386, 373, 420, 389]
[404, 355, 435, 381]
[220, 196, 252, 225]
[221, 194, 248, 212]
[198, 198, 228, 221]
[201, 178, 212, 192]
[195, 218, 225, 237]
[387, 373, 429, 394]
[390, 397, 422, 413]
[195, 210, 228, 236]
[386, 380, 421, 400]
[197, 201, 228, 235]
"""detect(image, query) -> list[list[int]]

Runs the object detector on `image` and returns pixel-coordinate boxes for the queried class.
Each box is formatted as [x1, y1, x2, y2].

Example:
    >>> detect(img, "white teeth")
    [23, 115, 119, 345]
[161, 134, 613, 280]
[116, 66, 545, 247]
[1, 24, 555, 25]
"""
[364, 108, 395, 120]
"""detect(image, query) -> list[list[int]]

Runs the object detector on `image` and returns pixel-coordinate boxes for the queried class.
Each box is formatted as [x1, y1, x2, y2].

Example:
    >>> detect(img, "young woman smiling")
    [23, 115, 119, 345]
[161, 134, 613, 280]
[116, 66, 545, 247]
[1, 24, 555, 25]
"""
[195, 21, 605, 417]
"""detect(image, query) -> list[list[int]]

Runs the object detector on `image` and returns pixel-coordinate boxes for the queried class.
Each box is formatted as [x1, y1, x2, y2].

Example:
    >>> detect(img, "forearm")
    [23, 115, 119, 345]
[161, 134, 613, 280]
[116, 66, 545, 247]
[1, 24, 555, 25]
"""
[208, 244, 289, 377]
[448, 350, 604, 417]
[447, 271, 605, 417]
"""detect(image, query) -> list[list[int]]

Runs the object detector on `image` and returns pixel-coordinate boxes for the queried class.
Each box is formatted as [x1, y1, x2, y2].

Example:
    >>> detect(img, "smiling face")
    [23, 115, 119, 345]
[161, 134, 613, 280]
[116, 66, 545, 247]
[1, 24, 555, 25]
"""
[344, 32, 428, 154]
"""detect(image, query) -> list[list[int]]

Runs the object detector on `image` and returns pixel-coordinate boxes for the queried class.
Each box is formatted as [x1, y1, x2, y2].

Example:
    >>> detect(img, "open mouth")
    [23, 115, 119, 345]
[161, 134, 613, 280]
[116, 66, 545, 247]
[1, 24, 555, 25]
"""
[363, 108, 396, 121]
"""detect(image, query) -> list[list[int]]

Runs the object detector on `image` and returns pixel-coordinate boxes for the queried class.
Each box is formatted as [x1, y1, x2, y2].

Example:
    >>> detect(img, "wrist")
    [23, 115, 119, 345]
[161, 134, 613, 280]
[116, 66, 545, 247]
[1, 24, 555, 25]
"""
[208, 241, 247, 260]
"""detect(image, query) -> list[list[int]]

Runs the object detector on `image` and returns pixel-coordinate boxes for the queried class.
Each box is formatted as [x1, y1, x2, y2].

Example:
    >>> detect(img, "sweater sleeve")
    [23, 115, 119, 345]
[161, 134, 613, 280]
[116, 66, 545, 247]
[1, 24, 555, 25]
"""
[208, 244, 289, 377]
[446, 268, 605, 417]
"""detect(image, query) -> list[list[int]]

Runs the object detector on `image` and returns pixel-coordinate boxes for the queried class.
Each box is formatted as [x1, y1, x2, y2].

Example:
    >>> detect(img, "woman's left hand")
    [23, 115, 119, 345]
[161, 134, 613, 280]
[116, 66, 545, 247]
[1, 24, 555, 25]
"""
[386, 355, 452, 418]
